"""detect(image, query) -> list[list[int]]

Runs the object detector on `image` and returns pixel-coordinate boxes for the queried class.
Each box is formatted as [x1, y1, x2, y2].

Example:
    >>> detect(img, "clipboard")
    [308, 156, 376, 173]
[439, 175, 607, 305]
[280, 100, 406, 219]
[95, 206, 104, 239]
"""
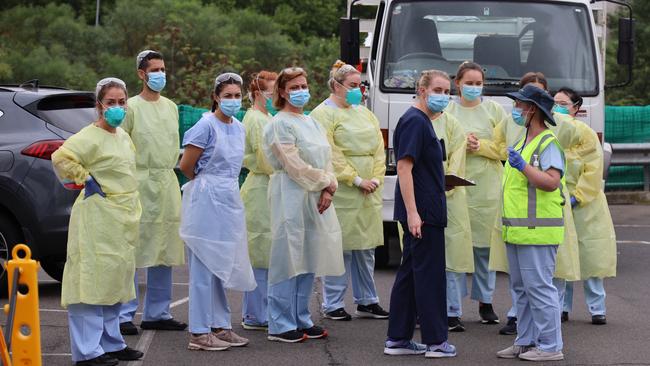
[445, 174, 476, 187]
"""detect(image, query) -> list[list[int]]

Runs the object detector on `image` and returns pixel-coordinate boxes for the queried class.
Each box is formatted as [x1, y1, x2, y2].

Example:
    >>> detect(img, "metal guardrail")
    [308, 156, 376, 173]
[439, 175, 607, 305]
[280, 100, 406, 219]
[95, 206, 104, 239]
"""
[610, 143, 650, 191]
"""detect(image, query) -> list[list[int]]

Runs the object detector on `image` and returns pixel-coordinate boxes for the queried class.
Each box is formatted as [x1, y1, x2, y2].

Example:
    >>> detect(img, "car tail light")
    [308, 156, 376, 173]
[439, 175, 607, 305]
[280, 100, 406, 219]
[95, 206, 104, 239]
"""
[21, 140, 64, 160]
[381, 128, 388, 149]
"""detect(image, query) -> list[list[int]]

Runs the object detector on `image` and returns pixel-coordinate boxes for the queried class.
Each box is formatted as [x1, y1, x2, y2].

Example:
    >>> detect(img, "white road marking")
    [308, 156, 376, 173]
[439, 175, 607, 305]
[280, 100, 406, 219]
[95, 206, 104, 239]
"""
[39, 308, 67, 313]
[617, 240, 650, 245]
[170, 296, 189, 308]
[42, 353, 72, 356]
[615, 224, 650, 228]
[125, 296, 189, 366]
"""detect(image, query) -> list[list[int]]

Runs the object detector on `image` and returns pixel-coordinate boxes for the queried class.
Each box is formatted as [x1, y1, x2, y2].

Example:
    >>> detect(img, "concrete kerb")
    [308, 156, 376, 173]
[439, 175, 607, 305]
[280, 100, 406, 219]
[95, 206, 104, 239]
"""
[606, 191, 650, 205]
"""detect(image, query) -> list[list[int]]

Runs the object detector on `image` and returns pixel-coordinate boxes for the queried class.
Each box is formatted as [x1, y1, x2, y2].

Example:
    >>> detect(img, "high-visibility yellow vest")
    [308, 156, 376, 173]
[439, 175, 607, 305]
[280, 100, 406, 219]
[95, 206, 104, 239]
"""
[502, 129, 565, 245]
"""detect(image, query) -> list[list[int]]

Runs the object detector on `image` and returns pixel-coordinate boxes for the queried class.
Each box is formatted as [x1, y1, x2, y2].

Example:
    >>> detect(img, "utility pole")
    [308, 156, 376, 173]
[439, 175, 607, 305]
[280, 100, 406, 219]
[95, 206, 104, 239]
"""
[95, 0, 100, 27]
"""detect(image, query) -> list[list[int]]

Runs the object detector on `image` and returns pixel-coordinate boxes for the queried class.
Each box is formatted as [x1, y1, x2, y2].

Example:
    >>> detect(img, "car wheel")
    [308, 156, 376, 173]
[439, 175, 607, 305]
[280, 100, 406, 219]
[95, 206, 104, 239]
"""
[40, 259, 65, 282]
[0, 212, 23, 298]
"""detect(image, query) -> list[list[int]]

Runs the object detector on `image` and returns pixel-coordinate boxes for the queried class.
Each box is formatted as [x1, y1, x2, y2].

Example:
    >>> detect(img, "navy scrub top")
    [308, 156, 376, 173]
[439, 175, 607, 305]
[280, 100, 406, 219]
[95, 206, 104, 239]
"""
[393, 107, 447, 228]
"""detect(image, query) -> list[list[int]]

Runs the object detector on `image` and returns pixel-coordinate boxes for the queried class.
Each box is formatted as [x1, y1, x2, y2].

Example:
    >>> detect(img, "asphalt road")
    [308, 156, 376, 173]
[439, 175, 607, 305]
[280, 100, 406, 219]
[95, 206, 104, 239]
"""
[5, 204, 650, 365]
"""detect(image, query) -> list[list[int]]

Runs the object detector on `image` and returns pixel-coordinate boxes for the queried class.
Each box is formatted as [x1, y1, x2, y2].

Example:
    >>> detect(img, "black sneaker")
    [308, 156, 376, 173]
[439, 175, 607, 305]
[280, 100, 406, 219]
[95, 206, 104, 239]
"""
[499, 317, 517, 335]
[75, 354, 118, 366]
[591, 315, 607, 325]
[299, 325, 328, 339]
[561, 311, 569, 323]
[479, 303, 499, 324]
[141, 318, 188, 331]
[267, 330, 307, 343]
[119, 321, 138, 335]
[356, 303, 389, 319]
[448, 317, 465, 332]
[107, 346, 144, 361]
[324, 308, 352, 321]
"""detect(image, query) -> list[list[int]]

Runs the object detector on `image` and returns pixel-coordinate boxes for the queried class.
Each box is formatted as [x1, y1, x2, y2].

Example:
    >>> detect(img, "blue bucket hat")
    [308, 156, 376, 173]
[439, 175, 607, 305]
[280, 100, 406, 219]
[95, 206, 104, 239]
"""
[506, 84, 556, 126]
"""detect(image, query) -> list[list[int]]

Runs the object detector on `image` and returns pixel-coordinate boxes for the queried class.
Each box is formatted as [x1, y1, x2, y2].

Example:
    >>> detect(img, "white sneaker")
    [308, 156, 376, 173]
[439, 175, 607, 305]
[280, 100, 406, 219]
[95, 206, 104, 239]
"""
[496, 344, 533, 359]
[518, 347, 564, 361]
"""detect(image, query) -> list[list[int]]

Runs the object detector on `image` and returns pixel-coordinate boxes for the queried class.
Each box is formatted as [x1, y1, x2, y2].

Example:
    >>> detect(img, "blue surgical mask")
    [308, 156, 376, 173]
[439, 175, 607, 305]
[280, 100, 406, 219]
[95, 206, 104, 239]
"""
[426, 93, 449, 113]
[147, 71, 166, 92]
[219, 98, 242, 117]
[289, 89, 310, 108]
[552, 104, 570, 115]
[103, 106, 126, 127]
[512, 107, 527, 126]
[462, 85, 483, 101]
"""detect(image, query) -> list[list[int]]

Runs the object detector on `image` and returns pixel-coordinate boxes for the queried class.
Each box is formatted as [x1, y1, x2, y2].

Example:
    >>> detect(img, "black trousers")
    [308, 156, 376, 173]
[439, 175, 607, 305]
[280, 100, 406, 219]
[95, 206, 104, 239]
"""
[387, 223, 447, 345]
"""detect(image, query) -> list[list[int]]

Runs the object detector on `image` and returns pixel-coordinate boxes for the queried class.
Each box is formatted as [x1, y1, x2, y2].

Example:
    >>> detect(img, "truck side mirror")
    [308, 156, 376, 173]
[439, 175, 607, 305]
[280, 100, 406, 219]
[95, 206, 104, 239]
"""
[340, 17, 360, 66]
[617, 18, 634, 66]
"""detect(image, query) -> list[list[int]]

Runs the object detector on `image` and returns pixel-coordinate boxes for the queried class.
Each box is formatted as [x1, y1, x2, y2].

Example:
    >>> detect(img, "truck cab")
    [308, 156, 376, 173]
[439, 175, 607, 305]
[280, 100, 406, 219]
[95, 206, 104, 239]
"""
[341, 0, 634, 265]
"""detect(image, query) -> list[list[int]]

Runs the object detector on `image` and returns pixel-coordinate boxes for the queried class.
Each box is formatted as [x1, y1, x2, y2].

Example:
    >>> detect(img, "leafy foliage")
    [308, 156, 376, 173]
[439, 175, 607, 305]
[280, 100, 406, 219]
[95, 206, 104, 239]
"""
[0, 0, 342, 108]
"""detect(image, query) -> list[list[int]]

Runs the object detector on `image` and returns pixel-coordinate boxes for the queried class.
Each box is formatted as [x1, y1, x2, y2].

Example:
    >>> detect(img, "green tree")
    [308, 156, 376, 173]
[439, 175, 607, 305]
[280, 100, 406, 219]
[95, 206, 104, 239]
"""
[605, 0, 649, 105]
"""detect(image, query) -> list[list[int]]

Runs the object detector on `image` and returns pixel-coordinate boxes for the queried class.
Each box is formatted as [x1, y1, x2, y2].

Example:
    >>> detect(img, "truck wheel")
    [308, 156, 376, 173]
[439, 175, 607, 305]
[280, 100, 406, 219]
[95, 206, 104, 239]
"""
[0, 212, 23, 298]
[40, 259, 65, 282]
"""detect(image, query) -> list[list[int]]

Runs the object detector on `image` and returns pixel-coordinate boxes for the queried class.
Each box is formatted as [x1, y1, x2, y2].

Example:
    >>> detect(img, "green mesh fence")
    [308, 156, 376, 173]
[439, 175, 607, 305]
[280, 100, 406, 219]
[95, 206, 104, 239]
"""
[605, 105, 650, 191]
[176, 104, 248, 188]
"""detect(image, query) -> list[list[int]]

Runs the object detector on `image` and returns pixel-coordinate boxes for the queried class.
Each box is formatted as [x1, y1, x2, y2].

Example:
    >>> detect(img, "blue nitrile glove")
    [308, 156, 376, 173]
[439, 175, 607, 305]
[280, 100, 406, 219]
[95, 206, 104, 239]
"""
[570, 195, 578, 208]
[84, 175, 106, 199]
[507, 147, 526, 172]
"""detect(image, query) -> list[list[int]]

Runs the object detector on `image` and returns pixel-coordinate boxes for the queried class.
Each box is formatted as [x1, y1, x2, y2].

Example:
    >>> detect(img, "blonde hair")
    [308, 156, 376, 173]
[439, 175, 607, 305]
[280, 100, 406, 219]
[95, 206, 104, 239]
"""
[416, 70, 450, 95]
[273, 67, 308, 110]
[328, 60, 360, 92]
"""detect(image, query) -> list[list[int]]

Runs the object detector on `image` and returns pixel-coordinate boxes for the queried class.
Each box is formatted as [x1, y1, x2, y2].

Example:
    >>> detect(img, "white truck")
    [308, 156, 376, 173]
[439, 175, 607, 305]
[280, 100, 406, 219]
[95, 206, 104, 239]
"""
[339, 0, 634, 265]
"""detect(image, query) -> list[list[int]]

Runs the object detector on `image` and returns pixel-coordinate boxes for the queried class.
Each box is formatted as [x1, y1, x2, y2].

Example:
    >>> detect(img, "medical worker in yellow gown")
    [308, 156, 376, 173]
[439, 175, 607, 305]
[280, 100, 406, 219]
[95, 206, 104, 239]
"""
[311, 61, 388, 321]
[118, 50, 186, 335]
[52, 78, 144, 365]
[263, 67, 344, 343]
[445, 61, 505, 324]
[240, 70, 278, 330]
[554, 87, 616, 325]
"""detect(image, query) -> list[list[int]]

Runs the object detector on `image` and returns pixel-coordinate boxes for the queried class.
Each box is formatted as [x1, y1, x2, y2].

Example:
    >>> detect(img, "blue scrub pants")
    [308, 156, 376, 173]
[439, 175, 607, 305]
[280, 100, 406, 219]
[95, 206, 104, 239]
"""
[322, 249, 379, 313]
[268, 273, 315, 334]
[119, 265, 173, 323]
[471, 247, 496, 303]
[506, 244, 563, 352]
[188, 250, 231, 333]
[564, 278, 606, 315]
[508, 278, 566, 319]
[387, 224, 447, 345]
[446, 271, 468, 317]
[68, 303, 126, 362]
[242, 268, 269, 326]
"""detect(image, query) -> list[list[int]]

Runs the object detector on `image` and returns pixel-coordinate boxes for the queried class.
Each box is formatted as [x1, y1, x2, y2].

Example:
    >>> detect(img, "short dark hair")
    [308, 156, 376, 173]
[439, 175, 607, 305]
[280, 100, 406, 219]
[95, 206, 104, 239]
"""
[138, 51, 164, 70]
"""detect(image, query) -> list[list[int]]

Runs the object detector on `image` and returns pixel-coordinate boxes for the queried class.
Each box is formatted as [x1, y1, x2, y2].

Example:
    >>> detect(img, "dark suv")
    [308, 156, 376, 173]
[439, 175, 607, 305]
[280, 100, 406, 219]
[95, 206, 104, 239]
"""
[0, 81, 96, 290]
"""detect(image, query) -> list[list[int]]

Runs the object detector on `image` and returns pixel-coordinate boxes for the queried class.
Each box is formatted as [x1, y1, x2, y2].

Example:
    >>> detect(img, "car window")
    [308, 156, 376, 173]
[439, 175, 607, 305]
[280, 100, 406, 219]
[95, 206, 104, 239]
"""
[35, 94, 96, 133]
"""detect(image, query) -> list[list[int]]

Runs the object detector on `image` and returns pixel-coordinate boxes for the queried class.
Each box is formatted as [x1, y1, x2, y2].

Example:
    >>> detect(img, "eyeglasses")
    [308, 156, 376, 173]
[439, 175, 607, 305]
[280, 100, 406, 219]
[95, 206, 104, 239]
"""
[281, 67, 305, 74]
[214, 72, 243, 89]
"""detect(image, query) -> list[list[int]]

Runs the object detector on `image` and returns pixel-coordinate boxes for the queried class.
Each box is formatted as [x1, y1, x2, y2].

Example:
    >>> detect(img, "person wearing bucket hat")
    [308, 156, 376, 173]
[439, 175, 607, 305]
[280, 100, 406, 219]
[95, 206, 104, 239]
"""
[118, 49, 188, 336]
[496, 83, 566, 362]
[476, 75, 581, 338]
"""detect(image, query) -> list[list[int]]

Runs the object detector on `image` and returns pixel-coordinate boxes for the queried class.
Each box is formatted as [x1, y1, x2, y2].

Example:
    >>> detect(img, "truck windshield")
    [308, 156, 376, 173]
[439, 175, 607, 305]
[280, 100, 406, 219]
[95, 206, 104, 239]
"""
[381, 1, 598, 95]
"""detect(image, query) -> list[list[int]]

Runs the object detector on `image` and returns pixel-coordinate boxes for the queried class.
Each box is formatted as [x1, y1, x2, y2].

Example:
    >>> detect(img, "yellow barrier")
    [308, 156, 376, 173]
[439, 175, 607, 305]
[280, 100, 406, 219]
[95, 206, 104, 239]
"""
[3, 244, 41, 366]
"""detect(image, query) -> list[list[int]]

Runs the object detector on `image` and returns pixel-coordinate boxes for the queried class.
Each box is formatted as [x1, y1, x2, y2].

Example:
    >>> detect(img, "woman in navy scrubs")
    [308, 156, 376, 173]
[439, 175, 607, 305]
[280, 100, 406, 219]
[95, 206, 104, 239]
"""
[383, 70, 456, 359]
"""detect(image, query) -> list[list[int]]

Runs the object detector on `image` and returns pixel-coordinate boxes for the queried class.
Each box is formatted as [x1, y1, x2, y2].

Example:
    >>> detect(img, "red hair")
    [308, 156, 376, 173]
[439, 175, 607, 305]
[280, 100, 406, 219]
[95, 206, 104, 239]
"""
[249, 71, 278, 101]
